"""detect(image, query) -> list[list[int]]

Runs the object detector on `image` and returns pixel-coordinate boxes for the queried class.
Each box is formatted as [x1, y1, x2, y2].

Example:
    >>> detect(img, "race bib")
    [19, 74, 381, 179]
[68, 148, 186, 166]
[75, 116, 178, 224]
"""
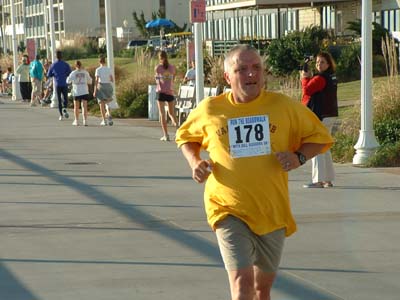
[228, 115, 271, 158]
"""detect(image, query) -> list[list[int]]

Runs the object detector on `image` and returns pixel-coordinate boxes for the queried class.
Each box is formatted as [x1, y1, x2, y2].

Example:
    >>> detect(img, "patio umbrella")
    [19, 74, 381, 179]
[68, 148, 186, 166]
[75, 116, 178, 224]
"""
[145, 18, 175, 29]
[145, 18, 175, 50]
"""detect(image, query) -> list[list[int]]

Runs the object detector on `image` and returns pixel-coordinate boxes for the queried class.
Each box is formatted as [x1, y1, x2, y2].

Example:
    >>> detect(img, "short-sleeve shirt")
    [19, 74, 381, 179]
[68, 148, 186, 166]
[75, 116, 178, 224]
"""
[155, 63, 176, 96]
[184, 68, 196, 86]
[176, 90, 334, 237]
[29, 60, 44, 81]
[95, 66, 112, 83]
[67, 69, 92, 96]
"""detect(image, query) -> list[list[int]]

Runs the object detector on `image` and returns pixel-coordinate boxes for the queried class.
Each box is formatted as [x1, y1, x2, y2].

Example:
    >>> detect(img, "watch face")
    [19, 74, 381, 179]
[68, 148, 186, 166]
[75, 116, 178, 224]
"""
[296, 152, 306, 165]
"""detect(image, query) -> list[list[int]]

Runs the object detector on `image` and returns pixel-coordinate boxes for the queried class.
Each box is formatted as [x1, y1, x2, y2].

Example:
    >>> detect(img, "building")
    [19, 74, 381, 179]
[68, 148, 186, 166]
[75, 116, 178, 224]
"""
[1, 1, 399, 55]
[0, 0, 190, 53]
[203, 0, 400, 41]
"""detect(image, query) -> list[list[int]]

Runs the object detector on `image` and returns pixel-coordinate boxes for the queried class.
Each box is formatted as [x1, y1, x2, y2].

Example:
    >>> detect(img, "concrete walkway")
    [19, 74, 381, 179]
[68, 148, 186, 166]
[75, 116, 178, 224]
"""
[0, 98, 399, 300]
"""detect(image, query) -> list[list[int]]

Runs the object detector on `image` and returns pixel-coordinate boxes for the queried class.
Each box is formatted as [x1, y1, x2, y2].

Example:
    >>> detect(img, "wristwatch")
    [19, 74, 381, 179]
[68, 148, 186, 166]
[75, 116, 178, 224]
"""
[295, 151, 307, 165]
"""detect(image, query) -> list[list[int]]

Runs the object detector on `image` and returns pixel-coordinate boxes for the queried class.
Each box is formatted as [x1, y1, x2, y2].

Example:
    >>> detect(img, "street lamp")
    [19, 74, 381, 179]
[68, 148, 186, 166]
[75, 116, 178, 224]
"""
[1, 11, 10, 54]
[123, 19, 130, 41]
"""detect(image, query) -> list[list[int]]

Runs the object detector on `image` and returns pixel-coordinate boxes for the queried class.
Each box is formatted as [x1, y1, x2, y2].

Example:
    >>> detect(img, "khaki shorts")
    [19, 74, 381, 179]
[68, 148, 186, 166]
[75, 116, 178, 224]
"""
[215, 215, 285, 273]
[31, 78, 42, 95]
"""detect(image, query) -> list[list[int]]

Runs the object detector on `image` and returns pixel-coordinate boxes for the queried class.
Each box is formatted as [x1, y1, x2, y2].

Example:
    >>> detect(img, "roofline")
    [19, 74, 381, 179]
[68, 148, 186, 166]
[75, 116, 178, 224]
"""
[206, 1, 349, 12]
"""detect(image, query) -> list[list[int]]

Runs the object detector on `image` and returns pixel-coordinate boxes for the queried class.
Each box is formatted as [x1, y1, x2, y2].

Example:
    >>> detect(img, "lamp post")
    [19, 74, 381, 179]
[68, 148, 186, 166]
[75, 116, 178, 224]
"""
[48, 0, 58, 108]
[123, 19, 130, 41]
[105, 0, 116, 103]
[352, 0, 379, 165]
[11, 0, 21, 101]
[1, 11, 10, 54]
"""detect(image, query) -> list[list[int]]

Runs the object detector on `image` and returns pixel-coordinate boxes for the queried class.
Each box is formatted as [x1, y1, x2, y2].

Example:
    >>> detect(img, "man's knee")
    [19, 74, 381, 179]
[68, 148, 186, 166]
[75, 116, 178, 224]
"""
[253, 269, 276, 300]
[229, 269, 255, 299]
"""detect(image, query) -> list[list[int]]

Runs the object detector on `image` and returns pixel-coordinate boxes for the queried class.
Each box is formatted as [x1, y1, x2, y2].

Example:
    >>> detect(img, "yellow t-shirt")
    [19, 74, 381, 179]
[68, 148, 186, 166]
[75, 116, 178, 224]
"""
[176, 90, 334, 237]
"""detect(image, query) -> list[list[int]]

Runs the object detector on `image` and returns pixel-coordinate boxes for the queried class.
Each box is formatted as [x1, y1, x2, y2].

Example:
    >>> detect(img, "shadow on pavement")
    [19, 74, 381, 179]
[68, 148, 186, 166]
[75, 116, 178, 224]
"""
[0, 148, 344, 299]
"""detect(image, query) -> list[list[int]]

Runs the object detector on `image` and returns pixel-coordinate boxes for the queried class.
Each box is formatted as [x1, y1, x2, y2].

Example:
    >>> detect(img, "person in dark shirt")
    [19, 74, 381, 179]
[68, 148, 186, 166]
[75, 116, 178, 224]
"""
[47, 50, 72, 120]
[301, 51, 338, 188]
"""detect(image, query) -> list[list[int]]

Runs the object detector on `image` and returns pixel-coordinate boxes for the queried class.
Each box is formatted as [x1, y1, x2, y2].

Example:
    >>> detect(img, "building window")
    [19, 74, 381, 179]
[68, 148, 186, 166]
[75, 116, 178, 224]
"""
[376, 9, 400, 32]
[321, 6, 335, 30]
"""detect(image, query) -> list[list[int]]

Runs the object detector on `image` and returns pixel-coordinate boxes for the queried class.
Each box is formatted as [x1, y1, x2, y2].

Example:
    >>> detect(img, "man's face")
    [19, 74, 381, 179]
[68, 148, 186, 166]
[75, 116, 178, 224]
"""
[224, 50, 264, 103]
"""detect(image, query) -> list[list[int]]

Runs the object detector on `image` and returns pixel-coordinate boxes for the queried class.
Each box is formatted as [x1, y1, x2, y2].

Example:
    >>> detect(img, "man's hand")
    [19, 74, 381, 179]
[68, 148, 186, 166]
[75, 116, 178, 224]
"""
[275, 151, 300, 172]
[181, 142, 212, 184]
[191, 160, 212, 183]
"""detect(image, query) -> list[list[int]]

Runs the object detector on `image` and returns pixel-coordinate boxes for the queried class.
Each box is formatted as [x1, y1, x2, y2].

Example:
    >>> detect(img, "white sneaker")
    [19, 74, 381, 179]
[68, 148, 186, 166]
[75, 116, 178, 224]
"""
[83, 119, 87, 126]
[58, 115, 63, 121]
[160, 135, 170, 141]
[62, 108, 69, 119]
[72, 120, 78, 126]
[100, 119, 107, 126]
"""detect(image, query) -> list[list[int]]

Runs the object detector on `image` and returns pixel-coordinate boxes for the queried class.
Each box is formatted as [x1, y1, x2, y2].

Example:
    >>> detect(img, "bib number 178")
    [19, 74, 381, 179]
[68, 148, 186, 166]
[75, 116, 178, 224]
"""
[234, 124, 264, 143]
[228, 115, 271, 158]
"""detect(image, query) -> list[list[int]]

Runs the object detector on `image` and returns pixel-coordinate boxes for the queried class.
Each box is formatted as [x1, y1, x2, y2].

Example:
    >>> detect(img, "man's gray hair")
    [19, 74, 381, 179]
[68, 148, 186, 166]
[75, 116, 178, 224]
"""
[224, 44, 261, 72]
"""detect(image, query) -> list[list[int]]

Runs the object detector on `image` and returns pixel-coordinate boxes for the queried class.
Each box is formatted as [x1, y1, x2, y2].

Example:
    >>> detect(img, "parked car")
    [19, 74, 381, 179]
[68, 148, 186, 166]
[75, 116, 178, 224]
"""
[126, 39, 148, 49]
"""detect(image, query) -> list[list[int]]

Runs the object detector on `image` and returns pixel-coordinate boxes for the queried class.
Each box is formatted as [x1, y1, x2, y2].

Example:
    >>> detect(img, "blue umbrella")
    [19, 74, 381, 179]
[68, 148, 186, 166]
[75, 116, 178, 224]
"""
[145, 18, 175, 29]
[145, 19, 175, 51]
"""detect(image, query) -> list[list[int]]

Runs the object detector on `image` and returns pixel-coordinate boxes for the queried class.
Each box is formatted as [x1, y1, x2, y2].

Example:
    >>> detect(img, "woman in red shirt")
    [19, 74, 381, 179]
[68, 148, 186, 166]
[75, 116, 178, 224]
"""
[301, 52, 338, 188]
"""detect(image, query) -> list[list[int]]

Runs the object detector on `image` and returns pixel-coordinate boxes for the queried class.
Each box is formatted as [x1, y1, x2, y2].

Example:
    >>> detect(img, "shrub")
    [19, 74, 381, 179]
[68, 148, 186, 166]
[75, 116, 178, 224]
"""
[82, 38, 105, 57]
[270, 74, 302, 100]
[61, 46, 88, 60]
[336, 43, 361, 82]
[118, 49, 136, 58]
[331, 105, 360, 163]
[113, 49, 155, 118]
[331, 132, 357, 163]
[204, 55, 225, 88]
[374, 118, 400, 145]
[128, 93, 148, 117]
[332, 37, 400, 167]
[366, 141, 400, 167]
[373, 55, 387, 77]
[266, 26, 331, 75]
[346, 19, 392, 56]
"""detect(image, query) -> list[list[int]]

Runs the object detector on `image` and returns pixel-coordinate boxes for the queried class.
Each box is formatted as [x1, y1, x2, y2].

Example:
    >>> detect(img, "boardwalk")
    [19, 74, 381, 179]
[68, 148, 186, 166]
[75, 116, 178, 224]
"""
[0, 98, 399, 300]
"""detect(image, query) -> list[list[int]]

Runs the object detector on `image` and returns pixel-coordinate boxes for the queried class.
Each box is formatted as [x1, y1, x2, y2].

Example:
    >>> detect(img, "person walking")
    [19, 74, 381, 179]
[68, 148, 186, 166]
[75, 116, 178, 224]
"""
[15, 55, 32, 102]
[29, 54, 44, 106]
[40, 58, 52, 105]
[154, 50, 178, 141]
[175, 45, 334, 300]
[66, 60, 92, 126]
[47, 50, 72, 120]
[93, 56, 114, 126]
[301, 51, 338, 188]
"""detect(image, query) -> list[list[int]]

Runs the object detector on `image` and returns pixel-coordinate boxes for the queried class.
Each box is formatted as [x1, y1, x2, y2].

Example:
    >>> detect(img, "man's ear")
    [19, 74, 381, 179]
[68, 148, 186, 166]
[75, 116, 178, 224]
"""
[223, 71, 231, 85]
